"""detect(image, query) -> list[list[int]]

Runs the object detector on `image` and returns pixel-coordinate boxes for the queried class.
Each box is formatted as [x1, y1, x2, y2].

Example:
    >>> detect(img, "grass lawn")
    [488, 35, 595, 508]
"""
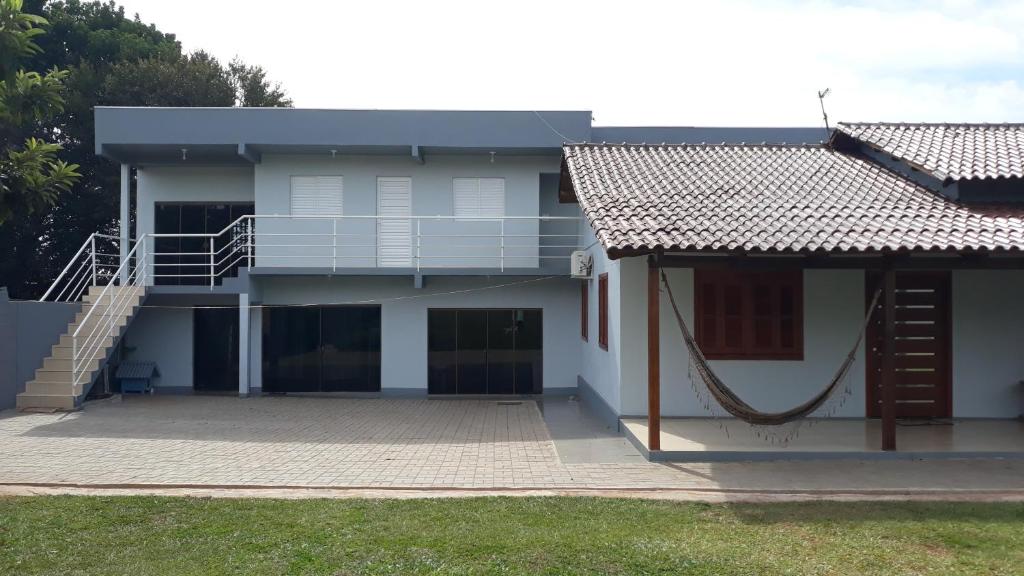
[0, 497, 1021, 575]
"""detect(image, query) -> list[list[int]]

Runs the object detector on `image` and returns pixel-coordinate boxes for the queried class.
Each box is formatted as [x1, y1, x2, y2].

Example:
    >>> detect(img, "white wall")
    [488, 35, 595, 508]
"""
[618, 266, 868, 417]
[122, 306, 193, 389]
[136, 166, 256, 239]
[952, 270, 1024, 418]
[253, 154, 560, 269]
[257, 275, 580, 392]
[576, 223, 622, 413]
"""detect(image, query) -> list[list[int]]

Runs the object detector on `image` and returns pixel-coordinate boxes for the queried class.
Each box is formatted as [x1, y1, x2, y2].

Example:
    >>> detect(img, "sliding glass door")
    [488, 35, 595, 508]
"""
[263, 306, 381, 393]
[428, 309, 542, 395]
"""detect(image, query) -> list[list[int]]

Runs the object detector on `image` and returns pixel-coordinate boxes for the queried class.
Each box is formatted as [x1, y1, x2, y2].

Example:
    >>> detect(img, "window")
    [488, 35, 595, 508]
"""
[598, 273, 608, 350]
[581, 281, 589, 341]
[694, 269, 803, 360]
[290, 176, 343, 216]
[453, 177, 505, 218]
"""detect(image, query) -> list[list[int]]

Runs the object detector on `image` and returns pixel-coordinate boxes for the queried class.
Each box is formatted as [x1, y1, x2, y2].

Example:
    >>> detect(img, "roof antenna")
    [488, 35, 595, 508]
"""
[817, 88, 831, 136]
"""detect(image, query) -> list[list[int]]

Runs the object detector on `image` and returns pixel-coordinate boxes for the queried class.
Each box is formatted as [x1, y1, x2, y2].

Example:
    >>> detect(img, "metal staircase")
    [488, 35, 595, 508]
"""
[17, 235, 149, 411]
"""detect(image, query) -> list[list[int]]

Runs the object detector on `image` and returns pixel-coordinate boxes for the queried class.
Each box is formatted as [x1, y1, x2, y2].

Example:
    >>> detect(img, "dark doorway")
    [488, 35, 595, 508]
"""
[866, 272, 952, 419]
[194, 307, 240, 392]
[262, 306, 381, 393]
[428, 309, 542, 394]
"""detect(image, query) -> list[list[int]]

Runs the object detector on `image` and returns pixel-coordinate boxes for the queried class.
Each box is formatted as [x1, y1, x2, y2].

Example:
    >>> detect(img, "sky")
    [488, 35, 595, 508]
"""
[111, 0, 1024, 126]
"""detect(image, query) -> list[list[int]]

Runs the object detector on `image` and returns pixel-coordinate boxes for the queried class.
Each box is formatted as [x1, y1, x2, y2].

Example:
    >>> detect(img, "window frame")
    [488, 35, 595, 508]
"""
[598, 273, 608, 350]
[693, 269, 803, 361]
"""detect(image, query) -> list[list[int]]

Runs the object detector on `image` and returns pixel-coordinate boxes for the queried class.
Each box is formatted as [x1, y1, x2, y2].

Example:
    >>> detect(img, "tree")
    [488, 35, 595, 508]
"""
[0, 0, 80, 225]
[0, 0, 290, 299]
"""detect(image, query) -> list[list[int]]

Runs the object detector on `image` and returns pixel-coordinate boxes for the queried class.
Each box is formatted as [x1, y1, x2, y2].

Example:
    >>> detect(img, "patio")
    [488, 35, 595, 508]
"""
[621, 417, 1024, 461]
[1, 395, 1024, 498]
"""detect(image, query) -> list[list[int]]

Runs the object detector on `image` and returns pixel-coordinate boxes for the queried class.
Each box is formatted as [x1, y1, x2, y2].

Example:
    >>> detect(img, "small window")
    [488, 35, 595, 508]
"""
[453, 177, 504, 218]
[581, 281, 589, 341]
[598, 273, 608, 350]
[290, 176, 343, 216]
[694, 269, 803, 360]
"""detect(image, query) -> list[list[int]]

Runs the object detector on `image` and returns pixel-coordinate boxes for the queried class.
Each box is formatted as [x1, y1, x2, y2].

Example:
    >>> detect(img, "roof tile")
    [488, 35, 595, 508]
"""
[563, 143, 1024, 255]
[837, 122, 1024, 181]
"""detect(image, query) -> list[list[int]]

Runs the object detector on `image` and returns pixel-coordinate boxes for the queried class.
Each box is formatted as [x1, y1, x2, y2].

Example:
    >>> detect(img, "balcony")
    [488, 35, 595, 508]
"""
[150, 214, 582, 286]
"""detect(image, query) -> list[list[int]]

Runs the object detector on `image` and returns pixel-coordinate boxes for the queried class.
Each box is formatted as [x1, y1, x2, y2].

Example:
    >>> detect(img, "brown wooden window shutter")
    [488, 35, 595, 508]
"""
[581, 281, 589, 341]
[693, 269, 803, 360]
[598, 273, 608, 350]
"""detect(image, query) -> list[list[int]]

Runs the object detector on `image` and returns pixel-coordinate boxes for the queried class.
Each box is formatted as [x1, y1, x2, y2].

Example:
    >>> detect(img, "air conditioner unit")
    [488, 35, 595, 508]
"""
[570, 251, 593, 279]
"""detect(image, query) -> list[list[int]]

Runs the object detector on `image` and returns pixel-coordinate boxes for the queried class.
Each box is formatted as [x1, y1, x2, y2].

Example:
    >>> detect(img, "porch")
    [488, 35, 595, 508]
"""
[621, 417, 1024, 461]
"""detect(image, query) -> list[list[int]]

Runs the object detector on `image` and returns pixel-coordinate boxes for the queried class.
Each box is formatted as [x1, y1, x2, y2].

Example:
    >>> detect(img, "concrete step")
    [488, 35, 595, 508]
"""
[32, 368, 76, 384]
[67, 311, 131, 334]
[48, 344, 110, 360]
[84, 285, 145, 303]
[58, 333, 116, 350]
[16, 393, 77, 411]
[42, 356, 102, 372]
[73, 308, 134, 327]
[23, 380, 85, 396]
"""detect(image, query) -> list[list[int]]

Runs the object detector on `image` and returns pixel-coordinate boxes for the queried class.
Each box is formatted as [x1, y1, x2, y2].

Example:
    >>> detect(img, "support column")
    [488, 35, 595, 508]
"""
[239, 293, 250, 397]
[119, 163, 130, 283]
[647, 256, 661, 452]
[881, 269, 897, 451]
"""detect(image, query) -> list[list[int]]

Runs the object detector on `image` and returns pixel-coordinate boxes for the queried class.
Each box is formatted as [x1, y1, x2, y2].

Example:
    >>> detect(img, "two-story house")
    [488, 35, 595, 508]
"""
[16, 110, 1024, 460]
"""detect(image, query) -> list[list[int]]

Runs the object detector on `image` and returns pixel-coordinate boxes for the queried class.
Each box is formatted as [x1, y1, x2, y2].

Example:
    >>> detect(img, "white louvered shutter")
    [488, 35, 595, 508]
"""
[317, 176, 343, 215]
[290, 176, 343, 216]
[453, 177, 504, 218]
[377, 177, 412, 267]
[289, 176, 319, 215]
[478, 178, 505, 217]
[453, 178, 479, 218]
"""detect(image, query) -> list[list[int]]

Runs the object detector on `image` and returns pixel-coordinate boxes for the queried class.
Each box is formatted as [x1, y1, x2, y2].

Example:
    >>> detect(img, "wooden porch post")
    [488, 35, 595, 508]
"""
[647, 255, 661, 451]
[881, 268, 897, 451]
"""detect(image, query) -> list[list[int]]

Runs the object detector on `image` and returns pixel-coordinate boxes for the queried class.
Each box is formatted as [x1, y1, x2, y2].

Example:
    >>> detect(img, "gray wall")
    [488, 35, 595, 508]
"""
[252, 154, 563, 269]
[120, 275, 581, 393]
[0, 288, 78, 410]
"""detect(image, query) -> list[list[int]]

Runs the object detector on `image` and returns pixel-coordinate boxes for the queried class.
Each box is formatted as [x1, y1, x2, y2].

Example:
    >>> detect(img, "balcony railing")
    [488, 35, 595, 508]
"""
[41, 215, 582, 299]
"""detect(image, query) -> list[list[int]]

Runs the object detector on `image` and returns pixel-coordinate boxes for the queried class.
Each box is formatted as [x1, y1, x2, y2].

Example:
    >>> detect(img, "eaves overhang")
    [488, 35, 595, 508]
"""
[95, 107, 594, 165]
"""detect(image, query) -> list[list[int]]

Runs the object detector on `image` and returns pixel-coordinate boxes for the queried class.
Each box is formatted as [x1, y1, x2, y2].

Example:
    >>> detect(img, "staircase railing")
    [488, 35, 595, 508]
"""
[39, 233, 124, 302]
[71, 236, 148, 389]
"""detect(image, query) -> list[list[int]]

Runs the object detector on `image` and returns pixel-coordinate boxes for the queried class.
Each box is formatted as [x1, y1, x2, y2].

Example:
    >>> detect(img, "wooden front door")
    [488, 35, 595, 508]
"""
[866, 272, 952, 419]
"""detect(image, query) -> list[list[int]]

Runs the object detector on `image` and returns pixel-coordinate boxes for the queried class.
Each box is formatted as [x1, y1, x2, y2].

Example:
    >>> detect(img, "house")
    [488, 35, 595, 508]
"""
[13, 110, 1024, 459]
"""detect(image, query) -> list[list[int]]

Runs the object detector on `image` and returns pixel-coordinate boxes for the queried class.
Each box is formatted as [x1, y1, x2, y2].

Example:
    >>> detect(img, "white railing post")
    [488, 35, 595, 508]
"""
[416, 219, 421, 272]
[332, 218, 337, 272]
[247, 218, 254, 269]
[210, 239, 215, 289]
[90, 235, 97, 287]
[499, 219, 505, 272]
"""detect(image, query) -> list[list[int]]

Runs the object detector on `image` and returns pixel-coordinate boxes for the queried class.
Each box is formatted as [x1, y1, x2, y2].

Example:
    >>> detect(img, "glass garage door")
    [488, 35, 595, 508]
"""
[262, 306, 381, 393]
[428, 309, 542, 395]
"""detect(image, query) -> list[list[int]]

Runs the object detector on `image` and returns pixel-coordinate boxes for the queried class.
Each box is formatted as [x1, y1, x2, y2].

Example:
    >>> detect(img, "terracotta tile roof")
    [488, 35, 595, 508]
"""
[836, 122, 1024, 181]
[562, 143, 1024, 256]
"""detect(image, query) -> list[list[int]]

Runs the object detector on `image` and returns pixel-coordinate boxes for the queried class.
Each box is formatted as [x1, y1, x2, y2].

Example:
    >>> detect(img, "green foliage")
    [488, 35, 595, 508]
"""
[0, 0, 47, 84]
[0, 137, 79, 221]
[0, 0, 80, 227]
[0, 0, 290, 298]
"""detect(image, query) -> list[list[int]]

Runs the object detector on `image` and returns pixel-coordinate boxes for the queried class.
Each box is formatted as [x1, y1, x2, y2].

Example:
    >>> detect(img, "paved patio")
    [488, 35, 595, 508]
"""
[1, 395, 1024, 498]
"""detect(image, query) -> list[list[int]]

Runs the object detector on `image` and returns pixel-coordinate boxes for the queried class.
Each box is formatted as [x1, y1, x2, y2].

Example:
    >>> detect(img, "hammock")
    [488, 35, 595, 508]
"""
[660, 269, 882, 426]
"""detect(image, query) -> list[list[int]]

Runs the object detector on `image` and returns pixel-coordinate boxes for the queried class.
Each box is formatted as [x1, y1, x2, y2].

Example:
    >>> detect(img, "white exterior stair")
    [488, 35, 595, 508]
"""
[17, 284, 146, 411]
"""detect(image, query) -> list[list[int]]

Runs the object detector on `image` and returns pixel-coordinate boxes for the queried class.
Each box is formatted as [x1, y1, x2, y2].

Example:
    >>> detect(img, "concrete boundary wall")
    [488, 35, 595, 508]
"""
[0, 288, 78, 410]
